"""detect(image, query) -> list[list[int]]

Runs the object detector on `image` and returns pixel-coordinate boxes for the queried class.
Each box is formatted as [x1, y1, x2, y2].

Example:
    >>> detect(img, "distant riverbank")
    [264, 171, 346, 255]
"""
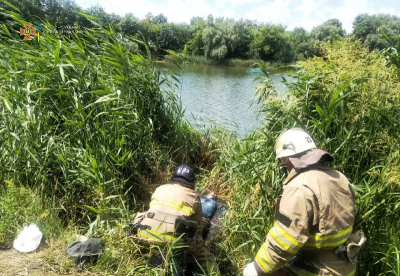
[160, 54, 283, 70]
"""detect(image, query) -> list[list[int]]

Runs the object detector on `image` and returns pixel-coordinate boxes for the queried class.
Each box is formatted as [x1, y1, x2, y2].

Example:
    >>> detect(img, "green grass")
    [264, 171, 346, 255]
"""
[0, 183, 63, 248]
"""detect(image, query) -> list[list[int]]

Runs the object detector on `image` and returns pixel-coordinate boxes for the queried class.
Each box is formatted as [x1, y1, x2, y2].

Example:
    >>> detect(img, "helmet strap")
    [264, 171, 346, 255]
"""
[279, 158, 287, 169]
[279, 158, 290, 177]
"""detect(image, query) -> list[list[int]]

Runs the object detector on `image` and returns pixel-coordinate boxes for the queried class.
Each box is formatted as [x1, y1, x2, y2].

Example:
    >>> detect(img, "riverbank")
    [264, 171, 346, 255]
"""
[0, 14, 399, 276]
[161, 54, 283, 71]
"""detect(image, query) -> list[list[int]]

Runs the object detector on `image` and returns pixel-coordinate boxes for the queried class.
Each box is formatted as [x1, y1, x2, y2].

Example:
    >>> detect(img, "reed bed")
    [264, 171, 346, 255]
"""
[0, 6, 216, 247]
[204, 39, 400, 275]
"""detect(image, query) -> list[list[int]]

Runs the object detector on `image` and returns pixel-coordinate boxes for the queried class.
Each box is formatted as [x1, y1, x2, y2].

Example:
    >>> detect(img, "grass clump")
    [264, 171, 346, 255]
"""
[0, 183, 62, 248]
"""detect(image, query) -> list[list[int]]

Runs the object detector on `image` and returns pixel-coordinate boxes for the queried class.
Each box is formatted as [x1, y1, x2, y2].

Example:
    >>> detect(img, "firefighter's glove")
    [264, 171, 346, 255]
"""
[243, 262, 258, 276]
[346, 230, 367, 264]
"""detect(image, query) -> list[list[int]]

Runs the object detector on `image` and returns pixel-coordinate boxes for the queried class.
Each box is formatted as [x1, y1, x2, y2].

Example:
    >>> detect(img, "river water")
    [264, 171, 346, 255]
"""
[157, 63, 287, 137]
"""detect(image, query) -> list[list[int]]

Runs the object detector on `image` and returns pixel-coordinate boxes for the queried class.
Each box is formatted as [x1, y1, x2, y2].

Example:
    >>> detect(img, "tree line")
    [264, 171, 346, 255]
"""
[2, 0, 400, 63]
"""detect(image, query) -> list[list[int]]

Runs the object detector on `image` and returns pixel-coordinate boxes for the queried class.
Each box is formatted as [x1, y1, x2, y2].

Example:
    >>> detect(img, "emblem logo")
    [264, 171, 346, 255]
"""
[20, 24, 36, 40]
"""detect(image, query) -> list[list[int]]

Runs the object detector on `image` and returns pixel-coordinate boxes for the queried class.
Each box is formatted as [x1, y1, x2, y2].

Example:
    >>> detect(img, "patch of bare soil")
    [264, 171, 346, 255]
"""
[0, 242, 94, 276]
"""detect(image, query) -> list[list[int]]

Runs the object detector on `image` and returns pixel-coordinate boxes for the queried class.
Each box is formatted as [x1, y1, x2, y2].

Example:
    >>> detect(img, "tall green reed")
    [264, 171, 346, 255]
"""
[0, 7, 214, 239]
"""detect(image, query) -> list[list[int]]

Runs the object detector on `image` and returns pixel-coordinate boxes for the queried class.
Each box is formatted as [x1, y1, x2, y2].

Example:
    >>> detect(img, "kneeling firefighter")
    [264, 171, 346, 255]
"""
[132, 164, 220, 276]
[244, 128, 366, 276]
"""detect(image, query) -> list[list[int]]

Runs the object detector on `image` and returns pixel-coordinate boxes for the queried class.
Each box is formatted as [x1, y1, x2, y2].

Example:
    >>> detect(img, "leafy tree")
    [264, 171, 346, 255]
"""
[299, 18, 346, 58]
[202, 25, 227, 60]
[119, 13, 140, 36]
[223, 19, 255, 59]
[312, 18, 345, 41]
[157, 23, 189, 52]
[145, 12, 154, 22]
[188, 29, 204, 55]
[236, 19, 257, 59]
[207, 14, 214, 25]
[41, 0, 80, 26]
[201, 15, 228, 60]
[187, 17, 206, 55]
[220, 19, 238, 57]
[170, 23, 190, 51]
[253, 23, 293, 62]
[105, 13, 122, 31]
[157, 25, 174, 50]
[138, 16, 161, 46]
[352, 13, 400, 51]
[194, 16, 256, 60]
[153, 13, 167, 24]
[288, 27, 310, 60]
[85, 5, 121, 30]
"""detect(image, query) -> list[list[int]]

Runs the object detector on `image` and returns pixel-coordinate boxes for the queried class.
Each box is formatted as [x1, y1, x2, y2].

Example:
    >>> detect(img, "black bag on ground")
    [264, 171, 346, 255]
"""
[66, 238, 102, 271]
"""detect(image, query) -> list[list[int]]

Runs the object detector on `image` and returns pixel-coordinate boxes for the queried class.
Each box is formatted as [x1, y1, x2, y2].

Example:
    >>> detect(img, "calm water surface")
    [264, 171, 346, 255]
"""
[157, 63, 287, 137]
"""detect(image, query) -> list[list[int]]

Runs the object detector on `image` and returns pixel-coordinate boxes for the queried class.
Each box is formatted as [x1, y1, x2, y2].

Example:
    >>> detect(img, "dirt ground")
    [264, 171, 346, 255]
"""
[0, 243, 93, 276]
[0, 248, 58, 276]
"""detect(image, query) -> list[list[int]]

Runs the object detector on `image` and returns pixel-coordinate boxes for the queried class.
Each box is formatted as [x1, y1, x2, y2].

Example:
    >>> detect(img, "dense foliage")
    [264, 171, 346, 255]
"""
[2, 0, 400, 64]
[208, 39, 400, 275]
[0, 6, 219, 247]
[353, 13, 400, 52]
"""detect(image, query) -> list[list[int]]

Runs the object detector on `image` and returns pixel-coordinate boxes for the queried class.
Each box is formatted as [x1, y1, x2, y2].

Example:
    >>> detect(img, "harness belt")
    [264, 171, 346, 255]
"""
[300, 249, 341, 262]
[292, 260, 321, 274]
[289, 249, 345, 275]
[145, 210, 178, 225]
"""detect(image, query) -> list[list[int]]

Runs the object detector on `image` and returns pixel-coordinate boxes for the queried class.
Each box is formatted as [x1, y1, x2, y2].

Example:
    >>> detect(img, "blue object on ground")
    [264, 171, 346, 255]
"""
[249, 67, 262, 73]
[201, 198, 217, 219]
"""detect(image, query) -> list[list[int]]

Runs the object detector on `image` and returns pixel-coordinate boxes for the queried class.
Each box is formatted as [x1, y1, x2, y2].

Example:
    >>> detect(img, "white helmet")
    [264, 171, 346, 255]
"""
[274, 128, 316, 158]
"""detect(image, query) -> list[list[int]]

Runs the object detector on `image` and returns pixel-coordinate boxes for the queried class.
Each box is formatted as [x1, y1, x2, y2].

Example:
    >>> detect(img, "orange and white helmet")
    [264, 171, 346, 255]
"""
[274, 128, 316, 158]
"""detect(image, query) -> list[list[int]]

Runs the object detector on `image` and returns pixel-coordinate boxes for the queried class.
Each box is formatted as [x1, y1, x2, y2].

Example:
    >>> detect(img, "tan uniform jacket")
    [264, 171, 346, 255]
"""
[137, 183, 203, 242]
[135, 182, 220, 275]
[254, 160, 356, 276]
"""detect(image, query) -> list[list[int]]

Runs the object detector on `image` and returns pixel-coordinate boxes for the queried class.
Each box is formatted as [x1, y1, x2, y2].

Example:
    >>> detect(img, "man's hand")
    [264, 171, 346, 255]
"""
[243, 262, 258, 276]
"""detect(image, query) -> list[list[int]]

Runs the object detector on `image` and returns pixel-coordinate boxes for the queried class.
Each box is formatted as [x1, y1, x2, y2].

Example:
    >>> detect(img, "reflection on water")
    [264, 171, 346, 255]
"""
[157, 63, 287, 137]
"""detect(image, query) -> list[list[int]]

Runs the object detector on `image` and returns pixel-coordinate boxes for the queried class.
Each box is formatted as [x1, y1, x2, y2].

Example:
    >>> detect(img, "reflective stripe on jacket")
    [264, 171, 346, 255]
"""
[254, 162, 356, 276]
[137, 183, 203, 243]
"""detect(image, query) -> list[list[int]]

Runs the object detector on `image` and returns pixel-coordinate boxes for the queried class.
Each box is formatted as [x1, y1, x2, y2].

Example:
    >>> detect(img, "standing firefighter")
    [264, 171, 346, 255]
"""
[132, 164, 220, 276]
[243, 128, 366, 276]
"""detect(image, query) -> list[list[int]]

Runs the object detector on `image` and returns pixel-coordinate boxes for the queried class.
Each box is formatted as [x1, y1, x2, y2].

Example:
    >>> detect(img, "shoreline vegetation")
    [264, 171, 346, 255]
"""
[3, 0, 400, 66]
[161, 55, 279, 70]
[0, 1, 400, 275]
